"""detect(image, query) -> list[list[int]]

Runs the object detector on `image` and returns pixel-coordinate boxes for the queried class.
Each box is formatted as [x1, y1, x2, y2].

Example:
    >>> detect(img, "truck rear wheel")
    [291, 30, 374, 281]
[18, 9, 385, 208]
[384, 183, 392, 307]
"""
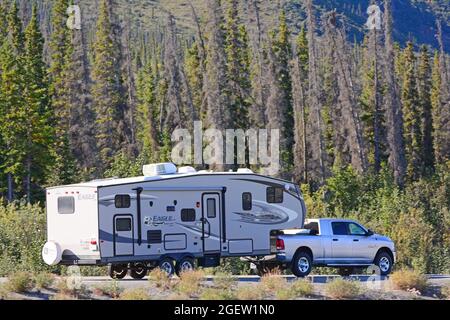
[291, 251, 312, 277]
[108, 264, 127, 279]
[129, 263, 147, 279]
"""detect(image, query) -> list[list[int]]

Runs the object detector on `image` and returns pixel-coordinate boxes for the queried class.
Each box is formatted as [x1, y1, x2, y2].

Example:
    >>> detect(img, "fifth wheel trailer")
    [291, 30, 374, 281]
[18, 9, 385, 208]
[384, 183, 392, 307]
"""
[42, 163, 306, 278]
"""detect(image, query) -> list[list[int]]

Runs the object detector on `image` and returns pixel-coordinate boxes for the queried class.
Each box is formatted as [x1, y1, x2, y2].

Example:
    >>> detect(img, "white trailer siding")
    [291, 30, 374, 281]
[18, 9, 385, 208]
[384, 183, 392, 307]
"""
[46, 186, 100, 263]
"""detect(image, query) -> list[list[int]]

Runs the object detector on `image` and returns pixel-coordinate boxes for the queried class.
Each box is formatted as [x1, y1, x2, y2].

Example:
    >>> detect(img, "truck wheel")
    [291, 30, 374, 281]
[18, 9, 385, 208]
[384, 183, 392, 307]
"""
[129, 263, 147, 279]
[374, 252, 393, 276]
[291, 251, 312, 277]
[175, 257, 195, 277]
[108, 264, 127, 279]
[158, 258, 175, 276]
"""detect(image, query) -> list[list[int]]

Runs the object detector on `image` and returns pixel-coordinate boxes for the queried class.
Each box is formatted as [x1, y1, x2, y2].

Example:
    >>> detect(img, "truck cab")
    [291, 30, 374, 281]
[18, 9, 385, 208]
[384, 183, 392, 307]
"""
[276, 218, 396, 277]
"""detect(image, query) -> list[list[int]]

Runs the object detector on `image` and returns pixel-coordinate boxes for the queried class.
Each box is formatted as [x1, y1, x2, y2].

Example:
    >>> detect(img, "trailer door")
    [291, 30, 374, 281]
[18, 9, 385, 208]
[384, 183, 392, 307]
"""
[114, 215, 134, 256]
[202, 193, 221, 252]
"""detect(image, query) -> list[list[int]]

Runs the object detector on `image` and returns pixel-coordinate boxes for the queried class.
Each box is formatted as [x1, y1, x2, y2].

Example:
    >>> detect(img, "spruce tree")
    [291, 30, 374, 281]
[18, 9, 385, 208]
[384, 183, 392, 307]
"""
[91, 0, 127, 171]
[22, 4, 54, 201]
[417, 45, 434, 172]
[401, 42, 422, 180]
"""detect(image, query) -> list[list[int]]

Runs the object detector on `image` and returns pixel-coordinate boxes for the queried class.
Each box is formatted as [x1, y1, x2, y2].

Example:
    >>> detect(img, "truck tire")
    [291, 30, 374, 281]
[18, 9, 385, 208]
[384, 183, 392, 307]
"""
[158, 258, 175, 276]
[374, 251, 393, 276]
[108, 264, 127, 279]
[291, 251, 313, 277]
[175, 257, 196, 277]
[129, 263, 147, 279]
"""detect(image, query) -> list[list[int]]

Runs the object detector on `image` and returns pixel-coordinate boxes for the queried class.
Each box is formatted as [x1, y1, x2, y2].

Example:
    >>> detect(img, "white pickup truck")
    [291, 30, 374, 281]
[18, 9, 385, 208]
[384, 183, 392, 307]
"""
[275, 218, 396, 277]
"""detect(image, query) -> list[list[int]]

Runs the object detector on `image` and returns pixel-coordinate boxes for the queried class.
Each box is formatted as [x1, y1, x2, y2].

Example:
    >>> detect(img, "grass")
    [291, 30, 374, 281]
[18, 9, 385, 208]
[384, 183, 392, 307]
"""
[274, 279, 314, 300]
[324, 278, 361, 300]
[390, 269, 428, 292]
[54, 278, 89, 299]
[213, 272, 236, 290]
[92, 279, 123, 299]
[0, 283, 10, 299]
[33, 272, 55, 291]
[4, 271, 34, 293]
[177, 269, 205, 297]
[199, 287, 236, 300]
[119, 287, 151, 300]
[236, 285, 265, 300]
[148, 268, 172, 289]
[260, 270, 287, 296]
[441, 285, 450, 300]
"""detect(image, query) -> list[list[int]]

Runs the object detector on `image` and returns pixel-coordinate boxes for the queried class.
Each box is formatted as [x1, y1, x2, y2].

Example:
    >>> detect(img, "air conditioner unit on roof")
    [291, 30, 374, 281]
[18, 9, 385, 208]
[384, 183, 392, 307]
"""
[142, 163, 177, 176]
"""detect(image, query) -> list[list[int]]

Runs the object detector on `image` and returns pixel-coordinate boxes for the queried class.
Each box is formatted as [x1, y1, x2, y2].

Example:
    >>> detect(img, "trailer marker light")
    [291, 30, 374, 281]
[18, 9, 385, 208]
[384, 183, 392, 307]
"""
[276, 239, 285, 251]
[196, 202, 200, 208]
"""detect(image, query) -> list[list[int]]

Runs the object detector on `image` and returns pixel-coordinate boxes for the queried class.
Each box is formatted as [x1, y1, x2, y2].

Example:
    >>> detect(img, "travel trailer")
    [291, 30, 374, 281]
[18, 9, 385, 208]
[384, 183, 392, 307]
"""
[42, 163, 306, 278]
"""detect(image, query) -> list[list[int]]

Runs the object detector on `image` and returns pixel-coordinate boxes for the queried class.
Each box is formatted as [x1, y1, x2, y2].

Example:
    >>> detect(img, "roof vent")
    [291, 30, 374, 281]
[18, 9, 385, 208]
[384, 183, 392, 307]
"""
[237, 168, 253, 173]
[143, 163, 177, 176]
[178, 166, 197, 174]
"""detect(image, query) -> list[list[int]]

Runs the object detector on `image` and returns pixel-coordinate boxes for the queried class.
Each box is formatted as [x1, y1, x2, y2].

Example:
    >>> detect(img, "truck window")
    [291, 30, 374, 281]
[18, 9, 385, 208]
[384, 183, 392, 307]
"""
[348, 223, 366, 235]
[58, 196, 75, 214]
[242, 192, 252, 210]
[181, 208, 196, 222]
[304, 222, 319, 235]
[266, 187, 283, 203]
[206, 198, 216, 218]
[331, 222, 348, 235]
[115, 195, 130, 208]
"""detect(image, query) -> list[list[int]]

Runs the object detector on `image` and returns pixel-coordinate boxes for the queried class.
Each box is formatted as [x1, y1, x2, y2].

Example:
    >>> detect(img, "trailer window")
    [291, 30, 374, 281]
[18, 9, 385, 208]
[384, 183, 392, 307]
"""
[181, 209, 196, 222]
[115, 195, 130, 208]
[206, 198, 216, 218]
[266, 187, 283, 203]
[58, 196, 75, 214]
[116, 218, 131, 231]
[242, 193, 252, 210]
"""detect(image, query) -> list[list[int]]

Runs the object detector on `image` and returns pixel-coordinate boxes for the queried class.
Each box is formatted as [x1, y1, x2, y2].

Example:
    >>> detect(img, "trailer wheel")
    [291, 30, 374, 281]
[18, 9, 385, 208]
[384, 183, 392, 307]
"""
[108, 264, 127, 279]
[158, 258, 175, 276]
[129, 263, 147, 279]
[291, 251, 312, 277]
[175, 257, 196, 277]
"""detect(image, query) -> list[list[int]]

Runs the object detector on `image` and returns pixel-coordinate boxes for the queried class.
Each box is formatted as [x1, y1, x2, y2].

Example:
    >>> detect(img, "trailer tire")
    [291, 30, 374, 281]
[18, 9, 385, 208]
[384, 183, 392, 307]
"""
[108, 264, 127, 279]
[175, 257, 196, 277]
[158, 258, 175, 276]
[129, 263, 147, 279]
[291, 251, 312, 277]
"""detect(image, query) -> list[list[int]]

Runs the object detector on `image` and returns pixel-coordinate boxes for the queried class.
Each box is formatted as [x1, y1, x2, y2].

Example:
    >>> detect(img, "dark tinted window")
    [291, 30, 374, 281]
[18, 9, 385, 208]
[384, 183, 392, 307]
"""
[332, 222, 348, 235]
[304, 222, 319, 235]
[115, 195, 130, 208]
[181, 208, 196, 222]
[58, 196, 75, 214]
[207, 199, 216, 218]
[267, 187, 283, 203]
[242, 193, 252, 210]
[116, 218, 131, 231]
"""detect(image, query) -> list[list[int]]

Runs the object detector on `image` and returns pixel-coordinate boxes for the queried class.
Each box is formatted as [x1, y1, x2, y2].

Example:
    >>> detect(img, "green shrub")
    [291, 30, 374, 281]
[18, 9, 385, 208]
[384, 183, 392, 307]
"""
[33, 272, 55, 290]
[213, 272, 236, 290]
[390, 269, 428, 292]
[55, 278, 89, 299]
[324, 278, 361, 300]
[441, 285, 450, 300]
[92, 279, 123, 299]
[290, 279, 314, 297]
[0, 283, 10, 299]
[260, 271, 287, 294]
[5, 271, 34, 293]
[119, 288, 150, 300]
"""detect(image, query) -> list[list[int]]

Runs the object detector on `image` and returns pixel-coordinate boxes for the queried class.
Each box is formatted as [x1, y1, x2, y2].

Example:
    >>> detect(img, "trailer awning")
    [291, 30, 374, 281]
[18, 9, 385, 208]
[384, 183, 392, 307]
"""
[140, 186, 226, 192]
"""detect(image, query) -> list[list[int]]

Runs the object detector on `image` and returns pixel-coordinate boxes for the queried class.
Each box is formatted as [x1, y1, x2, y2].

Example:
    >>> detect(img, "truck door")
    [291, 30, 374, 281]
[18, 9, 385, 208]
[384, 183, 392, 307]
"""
[114, 215, 134, 256]
[330, 222, 353, 261]
[201, 193, 221, 252]
[348, 222, 375, 263]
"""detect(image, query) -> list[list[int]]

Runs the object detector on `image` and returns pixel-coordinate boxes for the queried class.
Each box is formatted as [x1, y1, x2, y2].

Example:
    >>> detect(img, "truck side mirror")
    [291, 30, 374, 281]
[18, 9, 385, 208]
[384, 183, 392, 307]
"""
[366, 229, 374, 236]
